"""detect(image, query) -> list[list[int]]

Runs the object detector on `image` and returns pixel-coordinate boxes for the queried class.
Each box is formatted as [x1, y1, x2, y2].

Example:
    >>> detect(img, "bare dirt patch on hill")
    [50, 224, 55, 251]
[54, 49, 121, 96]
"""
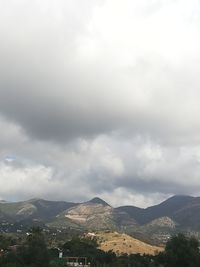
[89, 231, 164, 255]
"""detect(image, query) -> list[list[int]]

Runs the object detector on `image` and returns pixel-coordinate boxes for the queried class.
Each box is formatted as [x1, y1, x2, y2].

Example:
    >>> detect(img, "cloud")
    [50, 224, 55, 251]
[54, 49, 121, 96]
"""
[1, 0, 200, 144]
[0, 0, 200, 206]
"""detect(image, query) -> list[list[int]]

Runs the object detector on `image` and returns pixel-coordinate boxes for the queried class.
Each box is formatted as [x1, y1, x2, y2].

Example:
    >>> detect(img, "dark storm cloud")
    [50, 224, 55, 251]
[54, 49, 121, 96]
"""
[0, 0, 112, 142]
[0, 0, 200, 145]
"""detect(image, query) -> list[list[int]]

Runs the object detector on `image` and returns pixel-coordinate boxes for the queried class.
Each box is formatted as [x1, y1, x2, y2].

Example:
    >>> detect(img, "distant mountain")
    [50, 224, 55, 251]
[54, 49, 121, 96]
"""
[143, 195, 194, 224]
[87, 197, 110, 206]
[172, 197, 200, 230]
[117, 195, 194, 224]
[0, 198, 78, 221]
[1, 195, 200, 241]
[49, 198, 137, 230]
[115, 206, 144, 223]
[54, 201, 114, 230]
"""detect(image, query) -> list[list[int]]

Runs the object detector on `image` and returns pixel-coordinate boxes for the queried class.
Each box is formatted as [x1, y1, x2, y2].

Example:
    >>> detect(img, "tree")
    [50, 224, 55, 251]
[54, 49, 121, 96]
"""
[0, 234, 16, 250]
[21, 227, 49, 267]
[62, 237, 116, 266]
[161, 233, 200, 267]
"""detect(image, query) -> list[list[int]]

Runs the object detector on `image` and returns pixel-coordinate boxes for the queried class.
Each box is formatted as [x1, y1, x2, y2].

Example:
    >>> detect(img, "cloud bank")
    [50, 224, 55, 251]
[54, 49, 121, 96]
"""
[0, 0, 200, 207]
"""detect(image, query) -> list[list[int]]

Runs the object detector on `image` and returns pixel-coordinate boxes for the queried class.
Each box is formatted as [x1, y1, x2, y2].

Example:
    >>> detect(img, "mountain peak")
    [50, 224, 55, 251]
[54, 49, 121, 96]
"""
[88, 197, 110, 206]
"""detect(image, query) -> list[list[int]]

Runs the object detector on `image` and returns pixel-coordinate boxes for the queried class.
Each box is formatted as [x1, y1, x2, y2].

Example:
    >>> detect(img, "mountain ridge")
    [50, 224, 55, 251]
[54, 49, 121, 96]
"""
[0, 195, 200, 241]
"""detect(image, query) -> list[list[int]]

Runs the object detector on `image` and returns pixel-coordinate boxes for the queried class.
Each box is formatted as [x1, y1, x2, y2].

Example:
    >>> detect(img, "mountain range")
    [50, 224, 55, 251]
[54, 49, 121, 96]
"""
[0, 195, 200, 243]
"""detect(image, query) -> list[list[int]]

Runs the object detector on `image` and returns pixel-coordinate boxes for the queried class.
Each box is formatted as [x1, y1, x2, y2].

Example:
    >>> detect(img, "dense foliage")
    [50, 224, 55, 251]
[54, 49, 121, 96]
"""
[0, 227, 49, 267]
[156, 233, 200, 267]
[1, 230, 200, 266]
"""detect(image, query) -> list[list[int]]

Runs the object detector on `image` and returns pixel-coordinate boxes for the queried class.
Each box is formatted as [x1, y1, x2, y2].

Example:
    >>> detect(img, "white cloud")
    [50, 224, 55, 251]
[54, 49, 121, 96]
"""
[0, 162, 53, 200]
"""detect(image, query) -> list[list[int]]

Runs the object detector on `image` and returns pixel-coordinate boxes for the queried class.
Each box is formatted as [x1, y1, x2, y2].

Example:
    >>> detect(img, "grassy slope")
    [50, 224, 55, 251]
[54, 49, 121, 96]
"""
[93, 231, 164, 255]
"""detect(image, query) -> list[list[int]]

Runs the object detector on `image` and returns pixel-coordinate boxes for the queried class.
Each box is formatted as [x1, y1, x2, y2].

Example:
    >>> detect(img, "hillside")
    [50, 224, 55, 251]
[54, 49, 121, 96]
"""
[87, 231, 163, 255]
[117, 195, 195, 224]
[0, 199, 77, 221]
[50, 198, 137, 230]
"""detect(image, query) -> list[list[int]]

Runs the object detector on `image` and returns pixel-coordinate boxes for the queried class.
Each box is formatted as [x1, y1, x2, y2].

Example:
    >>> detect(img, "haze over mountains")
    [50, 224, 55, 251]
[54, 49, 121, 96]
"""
[0, 195, 200, 241]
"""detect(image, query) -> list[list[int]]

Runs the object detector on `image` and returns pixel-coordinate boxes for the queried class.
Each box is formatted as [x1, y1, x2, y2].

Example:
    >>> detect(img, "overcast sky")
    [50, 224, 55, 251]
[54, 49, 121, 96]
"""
[1, 0, 200, 207]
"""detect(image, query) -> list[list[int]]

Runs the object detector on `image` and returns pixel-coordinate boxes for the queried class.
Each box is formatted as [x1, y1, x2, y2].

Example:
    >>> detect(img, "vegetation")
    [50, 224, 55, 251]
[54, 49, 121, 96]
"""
[156, 233, 200, 267]
[62, 237, 116, 266]
[0, 227, 49, 267]
[0, 234, 17, 250]
[1, 229, 200, 266]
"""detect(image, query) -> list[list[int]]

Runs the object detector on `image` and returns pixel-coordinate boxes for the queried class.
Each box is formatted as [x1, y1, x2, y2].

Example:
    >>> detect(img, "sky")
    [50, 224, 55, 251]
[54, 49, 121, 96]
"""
[0, 0, 200, 207]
